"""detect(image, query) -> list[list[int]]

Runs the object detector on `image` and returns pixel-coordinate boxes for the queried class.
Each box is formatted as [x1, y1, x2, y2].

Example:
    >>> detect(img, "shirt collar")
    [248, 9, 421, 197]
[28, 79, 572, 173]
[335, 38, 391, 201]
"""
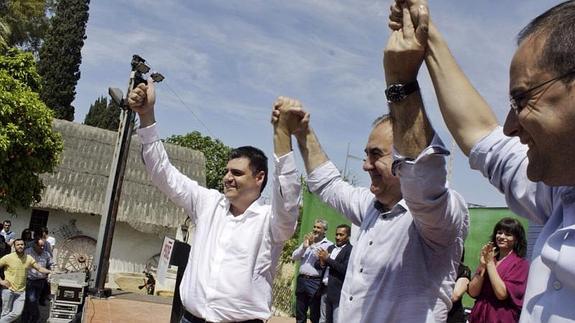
[223, 195, 267, 220]
[375, 199, 407, 218]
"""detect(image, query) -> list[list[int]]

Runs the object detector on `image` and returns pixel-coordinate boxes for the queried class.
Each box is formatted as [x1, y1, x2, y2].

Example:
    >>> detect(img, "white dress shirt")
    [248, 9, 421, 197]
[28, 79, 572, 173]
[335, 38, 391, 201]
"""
[470, 127, 575, 323]
[307, 135, 469, 323]
[292, 237, 333, 277]
[138, 124, 300, 322]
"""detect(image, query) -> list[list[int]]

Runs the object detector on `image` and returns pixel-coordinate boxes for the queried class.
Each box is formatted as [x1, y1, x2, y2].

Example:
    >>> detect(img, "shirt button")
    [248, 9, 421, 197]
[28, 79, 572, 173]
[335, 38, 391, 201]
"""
[553, 280, 562, 290]
[349, 296, 353, 301]
[369, 241, 373, 246]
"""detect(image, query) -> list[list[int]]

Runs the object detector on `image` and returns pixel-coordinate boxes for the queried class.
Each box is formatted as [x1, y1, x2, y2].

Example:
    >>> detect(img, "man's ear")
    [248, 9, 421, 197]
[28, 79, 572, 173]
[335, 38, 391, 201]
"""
[255, 170, 265, 186]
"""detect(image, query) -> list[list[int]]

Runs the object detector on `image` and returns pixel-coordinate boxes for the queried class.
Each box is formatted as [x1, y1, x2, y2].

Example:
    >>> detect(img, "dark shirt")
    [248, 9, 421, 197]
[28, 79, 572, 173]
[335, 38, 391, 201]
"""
[447, 263, 471, 323]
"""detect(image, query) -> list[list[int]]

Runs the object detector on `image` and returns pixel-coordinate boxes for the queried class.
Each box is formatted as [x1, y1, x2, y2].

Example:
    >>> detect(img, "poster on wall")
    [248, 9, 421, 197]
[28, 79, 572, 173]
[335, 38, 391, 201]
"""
[157, 236, 175, 285]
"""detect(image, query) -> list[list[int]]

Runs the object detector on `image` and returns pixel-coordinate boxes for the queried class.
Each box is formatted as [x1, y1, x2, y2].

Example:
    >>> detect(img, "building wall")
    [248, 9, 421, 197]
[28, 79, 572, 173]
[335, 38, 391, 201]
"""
[0, 207, 167, 275]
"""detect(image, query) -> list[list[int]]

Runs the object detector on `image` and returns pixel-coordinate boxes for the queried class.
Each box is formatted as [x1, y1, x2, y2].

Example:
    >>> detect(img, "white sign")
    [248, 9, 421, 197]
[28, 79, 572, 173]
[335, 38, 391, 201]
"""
[157, 236, 175, 285]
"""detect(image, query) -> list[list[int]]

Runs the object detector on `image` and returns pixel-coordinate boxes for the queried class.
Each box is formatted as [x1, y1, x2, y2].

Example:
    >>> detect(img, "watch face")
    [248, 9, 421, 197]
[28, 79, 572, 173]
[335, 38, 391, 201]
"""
[385, 84, 405, 103]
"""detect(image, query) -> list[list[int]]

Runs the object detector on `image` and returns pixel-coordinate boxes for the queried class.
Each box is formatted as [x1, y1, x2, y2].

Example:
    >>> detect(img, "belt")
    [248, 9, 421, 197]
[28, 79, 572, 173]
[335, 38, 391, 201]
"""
[183, 310, 263, 323]
[299, 274, 322, 280]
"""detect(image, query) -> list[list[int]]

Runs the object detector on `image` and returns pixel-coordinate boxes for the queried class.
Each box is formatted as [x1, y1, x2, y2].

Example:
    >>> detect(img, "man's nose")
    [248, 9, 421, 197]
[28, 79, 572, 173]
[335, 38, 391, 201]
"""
[503, 109, 520, 137]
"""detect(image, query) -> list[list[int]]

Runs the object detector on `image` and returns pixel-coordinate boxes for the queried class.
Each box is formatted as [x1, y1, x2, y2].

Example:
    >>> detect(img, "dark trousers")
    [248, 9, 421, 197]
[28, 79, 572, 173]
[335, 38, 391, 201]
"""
[22, 278, 47, 323]
[295, 275, 322, 323]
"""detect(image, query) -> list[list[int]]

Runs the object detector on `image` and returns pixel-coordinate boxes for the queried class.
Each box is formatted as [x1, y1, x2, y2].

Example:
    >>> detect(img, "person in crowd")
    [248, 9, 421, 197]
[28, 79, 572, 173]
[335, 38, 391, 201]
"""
[36, 227, 53, 257]
[447, 249, 471, 323]
[0, 221, 15, 247]
[467, 218, 529, 322]
[271, 80, 468, 322]
[291, 219, 333, 323]
[388, 0, 575, 320]
[0, 236, 9, 281]
[22, 237, 53, 323]
[0, 239, 51, 322]
[128, 83, 301, 323]
[20, 229, 33, 249]
[317, 224, 352, 323]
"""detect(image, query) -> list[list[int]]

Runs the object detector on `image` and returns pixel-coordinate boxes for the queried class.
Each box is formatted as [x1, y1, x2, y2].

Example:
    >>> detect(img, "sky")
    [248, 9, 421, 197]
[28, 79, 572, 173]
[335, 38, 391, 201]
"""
[73, 0, 563, 207]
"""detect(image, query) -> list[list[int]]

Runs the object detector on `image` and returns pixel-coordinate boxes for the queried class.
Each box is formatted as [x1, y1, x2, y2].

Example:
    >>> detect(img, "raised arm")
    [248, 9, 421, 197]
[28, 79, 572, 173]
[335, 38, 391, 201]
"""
[425, 23, 499, 155]
[384, 3, 433, 157]
[270, 97, 303, 243]
[128, 81, 156, 128]
[389, 0, 499, 156]
[385, 3, 469, 249]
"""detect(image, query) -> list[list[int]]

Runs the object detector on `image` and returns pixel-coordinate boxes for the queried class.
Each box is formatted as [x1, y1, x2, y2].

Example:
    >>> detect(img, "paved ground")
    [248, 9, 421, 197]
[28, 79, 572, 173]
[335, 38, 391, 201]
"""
[81, 292, 296, 323]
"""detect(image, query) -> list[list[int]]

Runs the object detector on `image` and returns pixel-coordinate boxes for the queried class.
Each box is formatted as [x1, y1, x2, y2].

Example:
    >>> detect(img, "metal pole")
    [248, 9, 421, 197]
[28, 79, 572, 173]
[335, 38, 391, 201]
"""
[91, 72, 137, 297]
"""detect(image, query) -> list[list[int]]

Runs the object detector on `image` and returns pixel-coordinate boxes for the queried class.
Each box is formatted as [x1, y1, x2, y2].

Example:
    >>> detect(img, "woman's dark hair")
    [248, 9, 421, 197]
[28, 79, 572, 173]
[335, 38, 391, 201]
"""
[490, 217, 527, 258]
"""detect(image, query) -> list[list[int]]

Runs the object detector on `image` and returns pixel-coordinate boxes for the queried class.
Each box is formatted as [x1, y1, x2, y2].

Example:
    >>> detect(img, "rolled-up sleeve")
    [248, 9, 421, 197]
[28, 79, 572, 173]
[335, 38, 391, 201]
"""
[307, 161, 373, 227]
[393, 135, 468, 249]
[271, 152, 301, 243]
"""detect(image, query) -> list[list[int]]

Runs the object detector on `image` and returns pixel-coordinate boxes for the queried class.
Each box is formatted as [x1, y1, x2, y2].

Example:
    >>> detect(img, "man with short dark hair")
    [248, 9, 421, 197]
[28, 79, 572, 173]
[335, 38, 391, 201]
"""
[128, 83, 301, 323]
[292, 219, 333, 323]
[388, 0, 575, 321]
[0, 239, 51, 322]
[317, 224, 352, 323]
[0, 221, 15, 247]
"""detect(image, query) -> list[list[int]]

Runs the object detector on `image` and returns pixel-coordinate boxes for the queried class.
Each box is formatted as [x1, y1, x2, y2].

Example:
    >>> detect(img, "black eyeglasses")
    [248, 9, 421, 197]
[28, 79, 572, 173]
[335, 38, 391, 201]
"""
[509, 69, 575, 114]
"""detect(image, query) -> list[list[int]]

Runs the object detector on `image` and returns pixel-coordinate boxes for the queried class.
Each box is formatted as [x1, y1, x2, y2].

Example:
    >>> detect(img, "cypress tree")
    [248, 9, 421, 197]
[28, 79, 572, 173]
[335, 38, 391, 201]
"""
[84, 96, 121, 131]
[37, 0, 90, 121]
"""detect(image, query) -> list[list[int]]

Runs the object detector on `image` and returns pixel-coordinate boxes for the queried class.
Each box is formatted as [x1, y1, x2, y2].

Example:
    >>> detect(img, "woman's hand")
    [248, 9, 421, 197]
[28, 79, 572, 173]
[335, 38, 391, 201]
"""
[480, 242, 496, 266]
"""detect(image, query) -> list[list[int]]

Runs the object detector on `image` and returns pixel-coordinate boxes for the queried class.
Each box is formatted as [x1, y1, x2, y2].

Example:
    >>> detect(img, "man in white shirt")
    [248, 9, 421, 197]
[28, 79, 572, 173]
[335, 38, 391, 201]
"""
[271, 92, 468, 321]
[389, 0, 575, 321]
[0, 221, 15, 247]
[128, 84, 301, 323]
[291, 219, 333, 323]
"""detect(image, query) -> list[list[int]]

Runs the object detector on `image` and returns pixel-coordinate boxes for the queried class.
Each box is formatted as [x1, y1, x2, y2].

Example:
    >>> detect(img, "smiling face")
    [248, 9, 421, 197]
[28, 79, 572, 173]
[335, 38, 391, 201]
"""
[362, 122, 402, 208]
[223, 157, 264, 214]
[495, 230, 516, 253]
[312, 221, 327, 241]
[504, 35, 575, 185]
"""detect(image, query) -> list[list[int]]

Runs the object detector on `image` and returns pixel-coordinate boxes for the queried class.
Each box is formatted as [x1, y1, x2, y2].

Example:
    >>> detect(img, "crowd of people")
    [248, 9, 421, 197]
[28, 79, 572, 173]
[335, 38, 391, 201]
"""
[126, 0, 575, 322]
[0, 220, 54, 322]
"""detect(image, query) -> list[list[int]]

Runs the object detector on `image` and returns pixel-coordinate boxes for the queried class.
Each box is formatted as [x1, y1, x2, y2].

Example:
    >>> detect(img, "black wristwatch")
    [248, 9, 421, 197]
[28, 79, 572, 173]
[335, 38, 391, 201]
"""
[385, 81, 419, 103]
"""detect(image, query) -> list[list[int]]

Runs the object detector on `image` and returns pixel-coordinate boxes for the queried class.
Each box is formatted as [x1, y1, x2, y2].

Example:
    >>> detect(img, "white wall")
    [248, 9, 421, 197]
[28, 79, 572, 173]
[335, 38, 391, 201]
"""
[0, 207, 168, 274]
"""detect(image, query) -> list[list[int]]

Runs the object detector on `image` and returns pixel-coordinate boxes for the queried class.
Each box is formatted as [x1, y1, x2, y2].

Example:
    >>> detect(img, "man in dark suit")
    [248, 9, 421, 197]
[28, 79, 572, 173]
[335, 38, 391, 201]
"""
[318, 224, 352, 323]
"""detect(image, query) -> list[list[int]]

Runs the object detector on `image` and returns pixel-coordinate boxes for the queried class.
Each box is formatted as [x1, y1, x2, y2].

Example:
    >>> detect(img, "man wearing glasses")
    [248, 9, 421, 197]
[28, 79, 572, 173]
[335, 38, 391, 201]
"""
[389, 0, 575, 321]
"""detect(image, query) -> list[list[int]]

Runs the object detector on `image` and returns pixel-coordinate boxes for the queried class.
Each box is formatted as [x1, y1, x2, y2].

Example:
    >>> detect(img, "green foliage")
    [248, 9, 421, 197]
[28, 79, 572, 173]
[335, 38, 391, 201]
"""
[279, 203, 303, 264]
[0, 48, 63, 213]
[83, 96, 121, 131]
[0, 0, 52, 54]
[37, 0, 90, 121]
[166, 132, 232, 192]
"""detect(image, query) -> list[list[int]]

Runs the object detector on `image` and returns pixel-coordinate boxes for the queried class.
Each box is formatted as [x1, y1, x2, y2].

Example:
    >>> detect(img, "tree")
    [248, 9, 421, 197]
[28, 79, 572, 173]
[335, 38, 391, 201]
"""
[0, 48, 63, 213]
[37, 0, 90, 121]
[166, 132, 232, 192]
[0, 0, 54, 54]
[83, 96, 121, 131]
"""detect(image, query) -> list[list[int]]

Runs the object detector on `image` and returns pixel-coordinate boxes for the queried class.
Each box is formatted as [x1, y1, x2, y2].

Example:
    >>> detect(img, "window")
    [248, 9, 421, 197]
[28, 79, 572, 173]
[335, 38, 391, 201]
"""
[29, 209, 49, 235]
